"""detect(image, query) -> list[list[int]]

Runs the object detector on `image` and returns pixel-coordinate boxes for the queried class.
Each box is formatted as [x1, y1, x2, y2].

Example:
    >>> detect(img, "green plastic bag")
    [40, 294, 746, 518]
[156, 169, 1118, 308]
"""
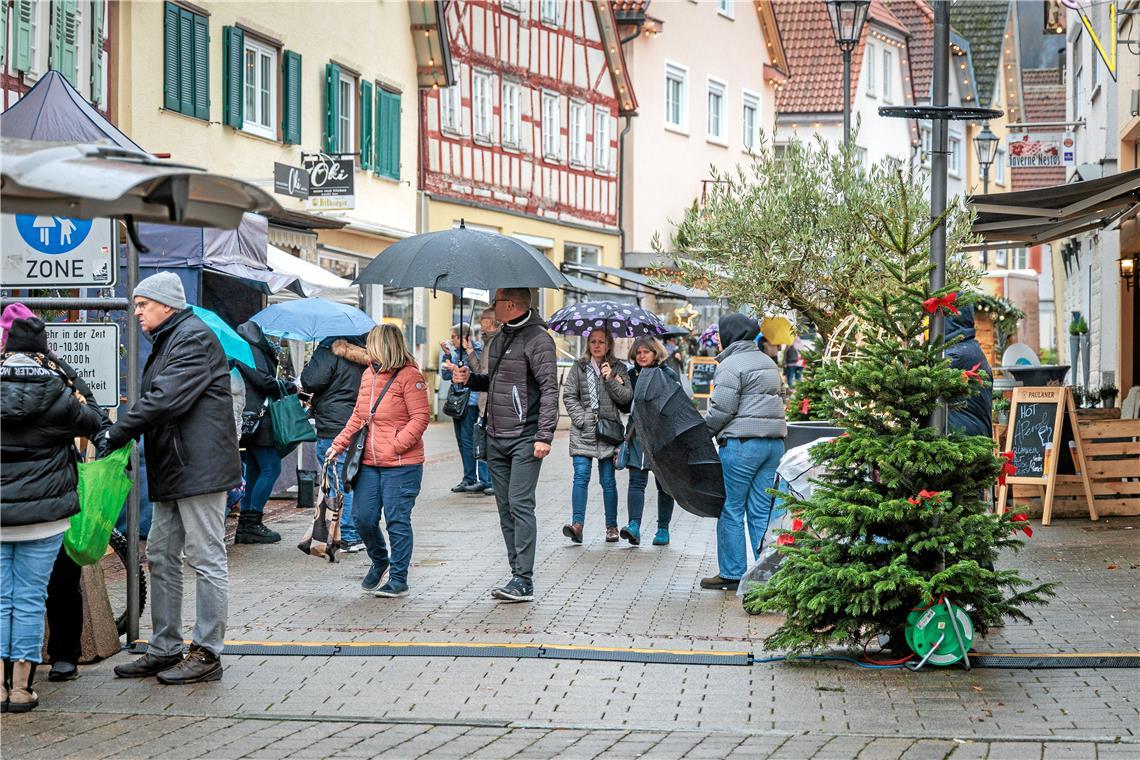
[64, 442, 134, 566]
[269, 379, 316, 458]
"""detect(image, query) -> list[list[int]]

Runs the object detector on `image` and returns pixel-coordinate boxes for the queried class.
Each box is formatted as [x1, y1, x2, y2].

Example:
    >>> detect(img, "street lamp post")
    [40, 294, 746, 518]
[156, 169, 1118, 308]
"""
[973, 121, 999, 270]
[825, 0, 870, 149]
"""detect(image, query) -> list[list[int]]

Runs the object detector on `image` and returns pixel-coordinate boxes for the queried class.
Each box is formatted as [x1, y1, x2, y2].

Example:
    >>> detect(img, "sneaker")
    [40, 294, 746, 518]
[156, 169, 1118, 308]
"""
[451, 481, 473, 493]
[491, 577, 534, 602]
[373, 580, 409, 598]
[699, 574, 739, 591]
[619, 521, 641, 546]
[562, 522, 583, 544]
[361, 560, 389, 591]
[156, 645, 222, 685]
[344, 540, 366, 553]
[653, 528, 670, 546]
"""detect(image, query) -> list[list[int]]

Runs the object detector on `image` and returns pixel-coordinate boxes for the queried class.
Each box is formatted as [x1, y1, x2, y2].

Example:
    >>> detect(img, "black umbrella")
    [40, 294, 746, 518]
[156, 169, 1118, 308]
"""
[660, 325, 692, 339]
[631, 367, 724, 518]
[547, 300, 666, 337]
[353, 220, 570, 292]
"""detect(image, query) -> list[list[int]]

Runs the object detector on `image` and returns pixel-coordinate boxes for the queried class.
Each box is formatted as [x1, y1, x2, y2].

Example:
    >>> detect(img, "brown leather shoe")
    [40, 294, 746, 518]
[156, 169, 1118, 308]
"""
[156, 645, 222, 685]
[605, 526, 620, 542]
[113, 651, 183, 679]
[562, 522, 583, 544]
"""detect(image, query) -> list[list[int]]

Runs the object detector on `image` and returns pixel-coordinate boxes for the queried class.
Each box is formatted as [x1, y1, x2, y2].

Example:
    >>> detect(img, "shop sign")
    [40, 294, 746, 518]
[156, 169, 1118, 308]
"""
[1007, 133, 1075, 168]
[302, 152, 355, 210]
[1, 214, 117, 288]
[273, 162, 310, 199]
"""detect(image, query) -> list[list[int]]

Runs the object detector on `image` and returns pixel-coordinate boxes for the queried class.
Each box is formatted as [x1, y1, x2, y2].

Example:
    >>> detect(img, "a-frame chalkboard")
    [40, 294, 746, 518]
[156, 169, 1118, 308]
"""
[997, 386, 1093, 525]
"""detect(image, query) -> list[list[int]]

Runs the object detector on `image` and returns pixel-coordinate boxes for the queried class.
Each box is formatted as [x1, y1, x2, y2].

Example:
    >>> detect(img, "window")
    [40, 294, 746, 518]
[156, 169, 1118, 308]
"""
[995, 248, 1008, 267]
[542, 91, 561, 159]
[541, 0, 559, 25]
[473, 71, 493, 141]
[665, 61, 687, 130]
[742, 91, 759, 152]
[162, 2, 209, 120]
[594, 106, 610, 171]
[920, 126, 932, 167]
[1090, 31, 1100, 91]
[995, 148, 1006, 185]
[855, 145, 868, 168]
[865, 43, 876, 97]
[239, 38, 277, 139]
[501, 81, 521, 147]
[49, 1, 82, 88]
[569, 101, 587, 165]
[322, 63, 357, 155]
[948, 135, 961, 176]
[1073, 33, 1084, 120]
[882, 49, 893, 103]
[442, 63, 461, 133]
[337, 73, 354, 154]
[707, 78, 726, 142]
[1012, 247, 1029, 270]
[716, 0, 734, 18]
[9, 1, 46, 78]
[375, 88, 401, 179]
[502, 0, 522, 11]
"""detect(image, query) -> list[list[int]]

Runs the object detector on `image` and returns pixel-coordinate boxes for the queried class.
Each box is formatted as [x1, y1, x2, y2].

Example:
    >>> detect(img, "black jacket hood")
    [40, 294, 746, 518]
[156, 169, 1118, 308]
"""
[944, 303, 976, 344]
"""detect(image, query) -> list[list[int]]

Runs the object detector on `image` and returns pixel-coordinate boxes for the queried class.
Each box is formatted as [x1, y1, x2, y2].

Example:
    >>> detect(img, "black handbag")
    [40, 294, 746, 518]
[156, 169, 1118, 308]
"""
[596, 416, 626, 446]
[342, 367, 402, 493]
[240, 401, 267, 441]
[442, 383, 471, 418]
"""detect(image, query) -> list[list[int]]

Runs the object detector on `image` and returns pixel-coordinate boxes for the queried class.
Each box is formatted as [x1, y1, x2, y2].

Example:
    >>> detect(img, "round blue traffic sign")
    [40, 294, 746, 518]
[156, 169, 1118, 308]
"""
[14, 214, 93, 255]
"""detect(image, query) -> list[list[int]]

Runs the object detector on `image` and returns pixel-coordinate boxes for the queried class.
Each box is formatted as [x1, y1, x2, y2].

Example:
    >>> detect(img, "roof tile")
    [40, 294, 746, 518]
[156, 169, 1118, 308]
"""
[948, 1, 1011, 107]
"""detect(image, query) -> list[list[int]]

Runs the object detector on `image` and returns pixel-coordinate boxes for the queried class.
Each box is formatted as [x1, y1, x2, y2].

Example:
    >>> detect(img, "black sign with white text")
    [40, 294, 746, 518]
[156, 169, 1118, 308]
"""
[273, 162, 310, 198]
[301, 152, 355, 210]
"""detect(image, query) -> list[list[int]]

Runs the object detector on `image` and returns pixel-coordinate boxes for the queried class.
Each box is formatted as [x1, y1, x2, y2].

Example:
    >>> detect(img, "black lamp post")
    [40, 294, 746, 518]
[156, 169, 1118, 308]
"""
[825, 0, 870, 149]
[973, 121, 999, 269]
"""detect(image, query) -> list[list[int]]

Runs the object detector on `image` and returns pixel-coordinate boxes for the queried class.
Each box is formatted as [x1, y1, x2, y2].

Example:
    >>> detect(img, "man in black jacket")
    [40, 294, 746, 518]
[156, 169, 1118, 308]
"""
[301, 335, 368, 549]
[100, 272, 240, 685]
[945, 302, 993, 438]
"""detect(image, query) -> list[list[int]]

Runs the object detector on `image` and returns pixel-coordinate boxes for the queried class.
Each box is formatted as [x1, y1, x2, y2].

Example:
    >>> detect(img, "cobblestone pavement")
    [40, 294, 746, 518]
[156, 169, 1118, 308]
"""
[3, 424, 1138, 758]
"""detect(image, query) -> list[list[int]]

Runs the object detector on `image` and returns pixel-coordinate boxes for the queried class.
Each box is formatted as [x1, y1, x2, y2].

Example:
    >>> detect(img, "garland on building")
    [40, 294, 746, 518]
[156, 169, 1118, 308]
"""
[970, 292, 1024, 348]
[744, 175, 1054, 654]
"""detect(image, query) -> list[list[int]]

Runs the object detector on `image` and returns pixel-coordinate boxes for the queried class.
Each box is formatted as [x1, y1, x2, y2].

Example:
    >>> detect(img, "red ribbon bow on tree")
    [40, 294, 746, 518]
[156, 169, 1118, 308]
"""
[998, 451, 1017, 487]
[907, 489, 942, 506]
[777, 519, 806, 546]
[799, 398, 810, 415]
[923, 292, 959, 316]
[962, 362, 984, 385]
[1010, 513, 1033, 538]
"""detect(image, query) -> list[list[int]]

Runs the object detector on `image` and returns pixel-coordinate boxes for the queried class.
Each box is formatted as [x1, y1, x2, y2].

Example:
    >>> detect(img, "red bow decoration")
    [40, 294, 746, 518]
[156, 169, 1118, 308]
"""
[923, 292, 959, 316]
[998, 451, 1017, 487]
[778, 519, 806, 546]
[799, 398, 810, 415]
[907, 489, 942, 506]
[791, 518, 804, 532]
[962, 362, 984, 385]
[1011, 512, 1033, 538]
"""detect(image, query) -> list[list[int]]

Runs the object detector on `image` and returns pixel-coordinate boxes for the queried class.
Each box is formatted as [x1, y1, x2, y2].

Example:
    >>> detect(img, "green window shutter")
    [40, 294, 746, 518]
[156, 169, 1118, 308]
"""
[1, 1, 8, 69]
[191, 12, 210, 120]
[13, 0, 34, 73]
[52, 0, 79, 86]
[281, 51, 302, 145]
[360, 80, 373, 170]
[222, 26, 243, 128]
[91, 0, 105, 106]
[377, 89, 400, 180]
[177, 8, 194, 115]
[324, 62, 341, 153]
[162, 2, 179, 110]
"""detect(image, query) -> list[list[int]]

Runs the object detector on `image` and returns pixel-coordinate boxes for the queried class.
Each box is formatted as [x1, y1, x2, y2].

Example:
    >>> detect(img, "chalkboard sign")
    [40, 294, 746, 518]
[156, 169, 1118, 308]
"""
[689, 357, 718, 399]
[1009, 400, 1059, 478]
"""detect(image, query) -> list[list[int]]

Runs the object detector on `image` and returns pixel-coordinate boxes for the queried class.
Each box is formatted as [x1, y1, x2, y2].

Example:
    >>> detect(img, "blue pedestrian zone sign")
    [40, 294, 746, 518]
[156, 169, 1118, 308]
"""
[0, 213, 116, 288]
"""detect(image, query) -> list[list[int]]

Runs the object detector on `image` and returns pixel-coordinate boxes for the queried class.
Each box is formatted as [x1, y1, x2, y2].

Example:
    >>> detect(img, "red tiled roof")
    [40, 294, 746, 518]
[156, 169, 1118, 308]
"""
[1011, 166, 1065, 191]
[613, 0, 650, 15]
[868, 0, 909, 36]
[1011, 67, 1066, 191]
[887, 0, 933, 101]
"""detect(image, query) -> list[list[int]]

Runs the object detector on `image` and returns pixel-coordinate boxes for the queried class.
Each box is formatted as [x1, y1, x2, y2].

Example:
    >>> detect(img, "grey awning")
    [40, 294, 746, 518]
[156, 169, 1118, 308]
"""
[564, 274, 637, 304]
[967, 168, 1140, 249]
[562, 262, 709, 300]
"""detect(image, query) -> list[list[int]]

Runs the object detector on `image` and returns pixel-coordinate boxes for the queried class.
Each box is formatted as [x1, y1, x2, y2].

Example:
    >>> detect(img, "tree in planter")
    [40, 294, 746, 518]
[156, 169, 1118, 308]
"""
[743, 171, 1055, 654]
[656, 134, 978, 346]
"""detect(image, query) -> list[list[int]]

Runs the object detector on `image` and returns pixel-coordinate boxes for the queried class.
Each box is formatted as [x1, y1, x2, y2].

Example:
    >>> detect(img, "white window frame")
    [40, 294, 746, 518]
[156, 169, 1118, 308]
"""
[542, 91, 562, 160]
[664, 60, 688, 133]
[855, 145, 868, 168]
[501, 80, 521, 148]
[569, 100, 588, 166]
[10, 1, 52, 81]
[441, 63, 462, 134]
[948, 135, 962, 178]
[920, 126, 932, 168]
[472, 70, 494, 142]
[242, 37, 278, 140]
[501, 0, 522, 12]
[995, 148, 1006, 185]
[593, 105, 610, 172]
[1073, 33, 1084, 121]
[707, 77, 726, 143]
[882, 48, 893, 104]
[337, 73, 355, 155]
[716, 0, 735, 19]
[540, 0, 559, 26]
[741, 89, 760, 153]
[1012, 247, 1029, 270]
[865, 42, 877, 97]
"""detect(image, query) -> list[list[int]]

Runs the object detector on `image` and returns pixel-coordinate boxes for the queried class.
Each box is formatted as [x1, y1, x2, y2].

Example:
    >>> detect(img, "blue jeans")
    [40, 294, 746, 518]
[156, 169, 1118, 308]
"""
[571, 455, 618, 528]
[241, 445, 281, 515]
[316, 437, 359, 543]
[453, 405, 490, 485]
[626, 466, 675, 528]
[1, 533, 65, 662]
[717, 437, 784, 580]
[353, 464, 423, 584]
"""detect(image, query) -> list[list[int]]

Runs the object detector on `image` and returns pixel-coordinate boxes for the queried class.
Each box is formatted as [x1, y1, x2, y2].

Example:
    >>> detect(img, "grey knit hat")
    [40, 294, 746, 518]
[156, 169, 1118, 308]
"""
[133, 272, 187, 310]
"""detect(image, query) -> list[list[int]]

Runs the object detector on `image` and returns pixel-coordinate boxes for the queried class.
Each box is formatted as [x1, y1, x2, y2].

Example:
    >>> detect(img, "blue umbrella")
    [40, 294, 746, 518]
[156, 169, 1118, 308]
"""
[250, 298, 376, 342]
[190, 305, 255, 368]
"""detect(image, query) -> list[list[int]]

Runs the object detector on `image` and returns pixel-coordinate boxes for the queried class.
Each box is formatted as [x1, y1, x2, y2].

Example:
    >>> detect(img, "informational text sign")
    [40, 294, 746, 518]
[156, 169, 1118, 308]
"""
[302, 152, 355, 210]
[1, 214, 117, 287]
[44, 323, 121, 408]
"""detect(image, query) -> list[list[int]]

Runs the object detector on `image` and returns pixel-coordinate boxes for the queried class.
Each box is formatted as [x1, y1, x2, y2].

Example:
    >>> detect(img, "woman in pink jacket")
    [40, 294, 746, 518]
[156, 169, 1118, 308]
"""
[326, 324, 429, 598]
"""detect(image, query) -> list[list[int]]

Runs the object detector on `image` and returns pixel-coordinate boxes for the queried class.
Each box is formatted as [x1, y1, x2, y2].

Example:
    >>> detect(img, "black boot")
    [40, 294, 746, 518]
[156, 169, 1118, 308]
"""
[234, 512, 281, 544]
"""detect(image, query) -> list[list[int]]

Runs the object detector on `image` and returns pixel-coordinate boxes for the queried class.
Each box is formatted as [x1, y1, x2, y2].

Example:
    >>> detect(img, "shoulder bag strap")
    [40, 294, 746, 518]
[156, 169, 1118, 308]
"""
[368, 366, 403, 418]
[484, 331, 521, 416]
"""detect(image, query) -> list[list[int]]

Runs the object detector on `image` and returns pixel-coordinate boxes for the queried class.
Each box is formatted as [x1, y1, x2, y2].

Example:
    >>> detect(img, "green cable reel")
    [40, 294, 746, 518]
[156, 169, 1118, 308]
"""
[905, 597, 975, 668]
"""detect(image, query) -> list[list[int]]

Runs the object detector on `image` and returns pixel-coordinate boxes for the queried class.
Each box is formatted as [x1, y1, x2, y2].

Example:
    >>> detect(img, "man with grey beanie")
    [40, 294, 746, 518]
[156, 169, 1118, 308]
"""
[100, 271, 241, 685]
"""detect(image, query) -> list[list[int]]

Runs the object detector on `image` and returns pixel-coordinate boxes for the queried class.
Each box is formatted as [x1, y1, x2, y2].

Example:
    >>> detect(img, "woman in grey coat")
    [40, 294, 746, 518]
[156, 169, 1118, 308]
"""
[561, 330, 633, 543]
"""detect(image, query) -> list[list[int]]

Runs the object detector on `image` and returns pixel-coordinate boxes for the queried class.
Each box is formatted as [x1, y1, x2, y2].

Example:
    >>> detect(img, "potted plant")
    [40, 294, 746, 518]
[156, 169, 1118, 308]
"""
[1068, 313, 1088, 386]
[993, 395, 1011, 425]
[1098, 384, 1119, 408]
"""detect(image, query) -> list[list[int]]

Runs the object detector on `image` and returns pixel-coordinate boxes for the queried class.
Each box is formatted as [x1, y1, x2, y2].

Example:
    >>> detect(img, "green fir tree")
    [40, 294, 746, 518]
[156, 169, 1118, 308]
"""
[786, 349, 833, 422]
[744, 172, 1055, 654]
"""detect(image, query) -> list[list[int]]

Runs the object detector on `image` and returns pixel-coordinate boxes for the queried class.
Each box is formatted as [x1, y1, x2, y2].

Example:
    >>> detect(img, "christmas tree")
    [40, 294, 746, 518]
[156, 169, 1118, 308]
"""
[786, 349, 833, 422]
[744, 174, 1055, 654]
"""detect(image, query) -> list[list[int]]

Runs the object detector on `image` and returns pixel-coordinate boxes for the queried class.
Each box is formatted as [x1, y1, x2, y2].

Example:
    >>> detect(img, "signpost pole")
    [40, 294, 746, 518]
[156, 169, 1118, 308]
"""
[125, 236, 141, 643]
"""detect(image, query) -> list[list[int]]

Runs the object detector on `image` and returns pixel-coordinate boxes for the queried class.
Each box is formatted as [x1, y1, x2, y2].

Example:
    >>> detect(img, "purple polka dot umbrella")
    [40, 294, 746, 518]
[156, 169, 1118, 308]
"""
[547, 300, 666, 337]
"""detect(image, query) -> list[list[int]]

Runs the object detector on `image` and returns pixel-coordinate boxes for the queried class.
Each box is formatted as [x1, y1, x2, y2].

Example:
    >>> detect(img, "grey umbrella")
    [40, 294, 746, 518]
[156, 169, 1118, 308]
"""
[353, 220, 570, 292]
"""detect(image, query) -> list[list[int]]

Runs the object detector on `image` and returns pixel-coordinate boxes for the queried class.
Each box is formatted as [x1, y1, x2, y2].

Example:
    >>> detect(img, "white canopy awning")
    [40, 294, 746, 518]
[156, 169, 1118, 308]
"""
[267, 246, 359, 305]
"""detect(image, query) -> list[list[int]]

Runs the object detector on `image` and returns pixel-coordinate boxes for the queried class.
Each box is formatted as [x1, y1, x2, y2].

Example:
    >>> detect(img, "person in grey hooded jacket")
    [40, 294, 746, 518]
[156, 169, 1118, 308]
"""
[702, 313, 787, 590]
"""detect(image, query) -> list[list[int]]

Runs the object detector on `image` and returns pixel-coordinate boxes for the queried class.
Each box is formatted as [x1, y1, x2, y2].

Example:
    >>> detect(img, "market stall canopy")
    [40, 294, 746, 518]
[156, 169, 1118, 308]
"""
[0, 139, 282, 229]
[267, 246, 358, 305]
[563, 274, 637, 304]
[562, 262, 709, 300]
[967, 168, 1140, 249]
[0, 70, 142, 150]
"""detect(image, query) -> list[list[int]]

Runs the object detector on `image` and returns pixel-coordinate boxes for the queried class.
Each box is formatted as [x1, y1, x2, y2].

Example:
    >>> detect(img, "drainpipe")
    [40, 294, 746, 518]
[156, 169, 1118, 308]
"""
[617, 21, 642, 266]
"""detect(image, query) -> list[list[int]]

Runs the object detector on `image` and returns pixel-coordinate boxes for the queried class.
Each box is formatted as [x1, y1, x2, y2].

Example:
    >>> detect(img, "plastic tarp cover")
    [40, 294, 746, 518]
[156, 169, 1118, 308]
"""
[267, 246, 359, 305]
[0, 71, 142, 150]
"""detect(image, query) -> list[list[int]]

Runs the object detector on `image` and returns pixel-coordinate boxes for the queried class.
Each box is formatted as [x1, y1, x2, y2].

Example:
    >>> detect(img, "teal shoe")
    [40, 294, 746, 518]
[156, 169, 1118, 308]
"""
[652, 528, 670, 546]
[619, 521, 640, 546]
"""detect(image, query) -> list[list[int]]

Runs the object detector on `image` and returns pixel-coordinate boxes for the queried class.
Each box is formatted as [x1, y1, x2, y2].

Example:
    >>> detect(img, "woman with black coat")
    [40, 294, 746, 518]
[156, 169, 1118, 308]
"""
[234, 321, 295, 544]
